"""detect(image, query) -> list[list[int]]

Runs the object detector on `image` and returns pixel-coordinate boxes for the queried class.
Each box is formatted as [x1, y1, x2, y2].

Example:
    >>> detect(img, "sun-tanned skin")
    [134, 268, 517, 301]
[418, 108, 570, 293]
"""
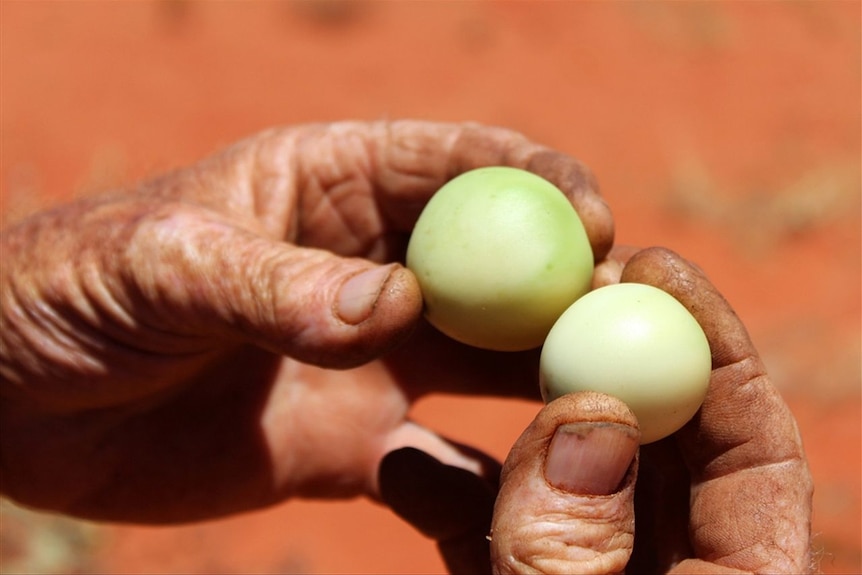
[489, 247, 813, 574]
[0, 121, 811, 573]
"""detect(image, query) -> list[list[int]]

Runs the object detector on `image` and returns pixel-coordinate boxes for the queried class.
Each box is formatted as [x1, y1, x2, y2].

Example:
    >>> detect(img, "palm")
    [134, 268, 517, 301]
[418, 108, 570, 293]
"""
[11, 326, 537, 523]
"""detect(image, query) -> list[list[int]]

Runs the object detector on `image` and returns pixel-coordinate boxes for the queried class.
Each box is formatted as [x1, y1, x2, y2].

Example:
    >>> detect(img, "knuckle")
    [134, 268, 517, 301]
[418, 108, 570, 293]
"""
[494, 514, 633, 575]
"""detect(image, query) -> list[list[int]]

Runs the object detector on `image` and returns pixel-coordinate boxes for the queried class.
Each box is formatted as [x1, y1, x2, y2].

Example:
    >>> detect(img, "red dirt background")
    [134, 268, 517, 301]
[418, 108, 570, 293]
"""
[1, 1, 859, 573]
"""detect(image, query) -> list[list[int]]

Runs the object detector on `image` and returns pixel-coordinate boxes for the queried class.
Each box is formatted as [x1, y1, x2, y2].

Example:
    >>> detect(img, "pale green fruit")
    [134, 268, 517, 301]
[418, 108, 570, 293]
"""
[540, 283, 712, 444]
[406, 166, 594, 351]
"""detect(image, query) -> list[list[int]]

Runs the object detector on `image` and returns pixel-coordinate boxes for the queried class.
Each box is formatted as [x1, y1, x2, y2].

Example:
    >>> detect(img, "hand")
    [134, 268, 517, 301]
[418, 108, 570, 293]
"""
[382, 247, 813, 574]
[0, 120, 613, 523]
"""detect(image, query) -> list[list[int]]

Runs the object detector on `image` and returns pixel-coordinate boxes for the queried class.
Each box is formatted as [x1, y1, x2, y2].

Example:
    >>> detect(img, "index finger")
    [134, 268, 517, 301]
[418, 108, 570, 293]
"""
[620, 247, 813, 573]
[341, 120, 614, 260]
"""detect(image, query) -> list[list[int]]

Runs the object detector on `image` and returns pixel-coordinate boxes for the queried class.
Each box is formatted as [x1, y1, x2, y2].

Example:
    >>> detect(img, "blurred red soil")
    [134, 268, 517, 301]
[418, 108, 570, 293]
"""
[1, 1, 859, 573]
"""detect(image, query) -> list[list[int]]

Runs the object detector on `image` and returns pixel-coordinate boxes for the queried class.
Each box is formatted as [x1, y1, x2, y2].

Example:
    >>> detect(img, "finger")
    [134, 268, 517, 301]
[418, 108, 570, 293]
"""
[379, 449, 496, 575]
[394, 120, 614, 260]
[591, 244, 642, 290]
[377, 422, 503, 575]
[491, 392, 640, 575]
[122, 205, 423, 368]
[289, 120, 614, 261]
[620, 247, 813, 573]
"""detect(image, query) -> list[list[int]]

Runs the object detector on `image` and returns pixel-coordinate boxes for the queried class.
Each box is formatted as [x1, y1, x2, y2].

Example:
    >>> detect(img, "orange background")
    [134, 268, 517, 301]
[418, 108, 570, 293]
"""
[1, 1, 859, 573]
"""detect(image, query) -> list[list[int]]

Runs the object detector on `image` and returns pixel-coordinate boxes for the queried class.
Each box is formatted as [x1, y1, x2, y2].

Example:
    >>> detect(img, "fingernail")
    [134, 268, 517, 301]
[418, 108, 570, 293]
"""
[545, 422, 639, 495]
[336, 265, 394, 325]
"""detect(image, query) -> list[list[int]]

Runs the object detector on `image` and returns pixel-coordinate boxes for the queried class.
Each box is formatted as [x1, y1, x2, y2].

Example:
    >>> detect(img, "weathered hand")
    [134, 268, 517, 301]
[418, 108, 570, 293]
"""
[0, 120, 613, 523]
[383, 247, 812, 574]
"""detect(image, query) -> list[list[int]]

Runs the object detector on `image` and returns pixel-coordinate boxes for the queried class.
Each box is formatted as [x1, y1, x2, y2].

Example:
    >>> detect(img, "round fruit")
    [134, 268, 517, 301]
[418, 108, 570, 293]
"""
[540, 282, 712, 444]
[406, 166, 594, 351]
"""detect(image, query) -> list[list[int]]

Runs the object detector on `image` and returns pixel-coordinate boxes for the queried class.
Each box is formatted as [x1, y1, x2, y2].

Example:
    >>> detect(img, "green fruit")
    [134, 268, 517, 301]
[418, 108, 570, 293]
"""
[406, 166, 594, 351]
[540, 283, 712, 444]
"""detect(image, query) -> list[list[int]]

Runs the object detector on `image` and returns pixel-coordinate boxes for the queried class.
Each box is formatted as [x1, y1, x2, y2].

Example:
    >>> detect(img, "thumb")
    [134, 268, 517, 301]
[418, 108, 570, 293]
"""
[264, 250, 424, 368]
[126, 210, 423, 368]
[491, 392, 640, 575]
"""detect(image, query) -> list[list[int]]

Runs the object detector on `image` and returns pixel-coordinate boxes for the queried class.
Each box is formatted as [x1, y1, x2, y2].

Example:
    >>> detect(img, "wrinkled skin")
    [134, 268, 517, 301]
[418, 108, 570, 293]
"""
[486, 248, 814, 575]
[0, 121, 812, 573]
